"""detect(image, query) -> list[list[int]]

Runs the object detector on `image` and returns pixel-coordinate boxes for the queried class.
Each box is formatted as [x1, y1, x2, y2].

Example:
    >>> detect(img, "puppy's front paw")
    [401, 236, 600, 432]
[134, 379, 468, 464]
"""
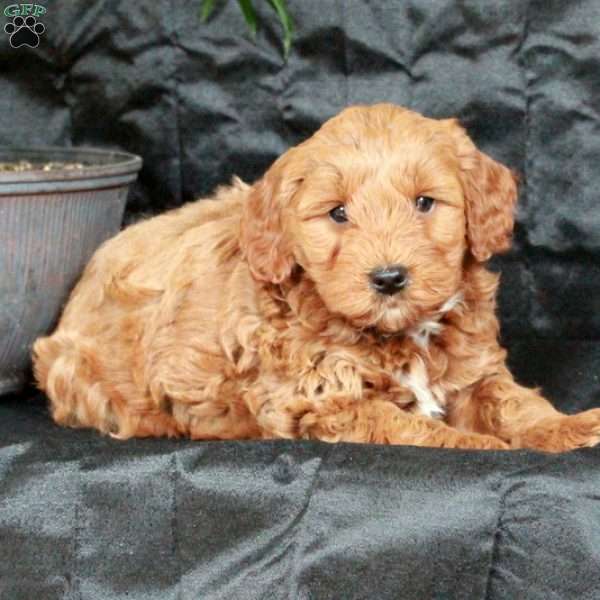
[450, 433, 509, 450]
[515, 409, 600, 452]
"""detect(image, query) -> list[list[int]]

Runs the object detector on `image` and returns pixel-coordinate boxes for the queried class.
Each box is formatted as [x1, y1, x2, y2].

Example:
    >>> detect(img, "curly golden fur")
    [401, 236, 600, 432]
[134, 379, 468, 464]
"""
[33, 104, 600, 451]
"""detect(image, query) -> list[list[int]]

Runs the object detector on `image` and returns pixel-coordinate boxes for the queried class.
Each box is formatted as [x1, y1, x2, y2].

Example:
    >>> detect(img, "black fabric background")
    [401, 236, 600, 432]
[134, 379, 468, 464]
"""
[2, 1, 600, 598]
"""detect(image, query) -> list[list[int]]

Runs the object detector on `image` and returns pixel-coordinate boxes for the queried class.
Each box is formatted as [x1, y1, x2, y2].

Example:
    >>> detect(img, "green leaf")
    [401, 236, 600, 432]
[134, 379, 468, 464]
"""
[200, 0, 217, 22]
[237, 0, 258, 39]
[267, 0, 294, 58]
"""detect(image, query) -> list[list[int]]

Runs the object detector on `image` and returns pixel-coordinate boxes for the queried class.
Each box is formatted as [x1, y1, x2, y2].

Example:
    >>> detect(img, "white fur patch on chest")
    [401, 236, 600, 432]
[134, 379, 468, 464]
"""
[394, 357, 445, 420]
[407, 292, 463, 349]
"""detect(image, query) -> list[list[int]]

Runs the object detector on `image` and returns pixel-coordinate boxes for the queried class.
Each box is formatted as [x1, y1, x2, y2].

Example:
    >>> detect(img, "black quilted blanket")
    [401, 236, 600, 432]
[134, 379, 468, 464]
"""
[2, 1, 600, 598]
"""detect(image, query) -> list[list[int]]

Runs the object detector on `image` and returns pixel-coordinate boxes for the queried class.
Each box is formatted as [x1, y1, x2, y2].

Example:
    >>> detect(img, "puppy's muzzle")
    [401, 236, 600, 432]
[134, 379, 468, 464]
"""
[369, 265, 409, 295]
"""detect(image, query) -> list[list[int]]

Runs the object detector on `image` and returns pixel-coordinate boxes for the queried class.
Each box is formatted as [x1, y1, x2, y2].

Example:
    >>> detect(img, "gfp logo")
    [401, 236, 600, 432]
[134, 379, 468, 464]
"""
[4, 4, 46, 48]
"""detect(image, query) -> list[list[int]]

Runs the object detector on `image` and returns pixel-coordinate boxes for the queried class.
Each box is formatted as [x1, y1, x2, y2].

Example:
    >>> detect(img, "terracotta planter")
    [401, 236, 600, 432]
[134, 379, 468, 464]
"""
[0, 147, 142, 395]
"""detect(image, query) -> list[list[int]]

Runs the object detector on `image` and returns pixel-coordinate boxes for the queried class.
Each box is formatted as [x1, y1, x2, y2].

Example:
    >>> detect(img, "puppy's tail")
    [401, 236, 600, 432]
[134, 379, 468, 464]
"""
[32, 332, 119, 434]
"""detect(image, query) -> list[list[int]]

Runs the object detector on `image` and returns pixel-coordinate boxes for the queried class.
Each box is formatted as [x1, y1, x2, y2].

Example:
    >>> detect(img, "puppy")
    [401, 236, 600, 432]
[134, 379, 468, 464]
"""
[33, 104, 600, 451]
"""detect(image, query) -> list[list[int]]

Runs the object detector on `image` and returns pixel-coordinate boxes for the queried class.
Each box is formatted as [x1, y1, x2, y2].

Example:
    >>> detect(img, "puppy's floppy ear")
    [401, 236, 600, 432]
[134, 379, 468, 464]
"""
[445, 119, 518, 262]
[240, 152, 303, 283]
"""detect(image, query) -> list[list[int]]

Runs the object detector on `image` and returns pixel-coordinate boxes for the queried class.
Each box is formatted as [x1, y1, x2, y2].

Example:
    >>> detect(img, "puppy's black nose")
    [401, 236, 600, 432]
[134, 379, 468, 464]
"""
[369, 265, 409, 295]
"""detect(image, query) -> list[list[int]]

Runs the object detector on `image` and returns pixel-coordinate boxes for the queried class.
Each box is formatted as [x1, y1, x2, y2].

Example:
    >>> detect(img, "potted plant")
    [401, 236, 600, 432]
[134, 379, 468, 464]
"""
[0, 147, 142, 395]
[201, 0, 294, 57]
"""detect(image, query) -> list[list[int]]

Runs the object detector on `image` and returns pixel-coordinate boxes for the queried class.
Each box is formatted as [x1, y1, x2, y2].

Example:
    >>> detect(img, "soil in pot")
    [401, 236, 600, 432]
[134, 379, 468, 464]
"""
[0, 160, 86, 172]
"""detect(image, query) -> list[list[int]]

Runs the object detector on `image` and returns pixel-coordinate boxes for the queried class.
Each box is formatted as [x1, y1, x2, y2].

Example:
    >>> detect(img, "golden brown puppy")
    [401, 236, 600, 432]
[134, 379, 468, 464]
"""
[33, 104, 600, 451]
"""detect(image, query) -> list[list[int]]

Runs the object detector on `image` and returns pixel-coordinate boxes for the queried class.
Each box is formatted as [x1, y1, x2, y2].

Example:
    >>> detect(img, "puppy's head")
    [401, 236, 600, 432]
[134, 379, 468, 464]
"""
[241, 104, 517, 333]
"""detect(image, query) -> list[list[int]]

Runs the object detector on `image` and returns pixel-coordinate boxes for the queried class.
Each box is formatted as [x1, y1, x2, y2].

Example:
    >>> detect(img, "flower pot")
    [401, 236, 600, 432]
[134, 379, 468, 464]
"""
[0, 147, 142, 395]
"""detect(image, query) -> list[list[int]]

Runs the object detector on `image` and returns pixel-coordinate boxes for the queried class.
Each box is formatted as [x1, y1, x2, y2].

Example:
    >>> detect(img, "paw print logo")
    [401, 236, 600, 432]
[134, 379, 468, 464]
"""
[4, 15, 45, 48]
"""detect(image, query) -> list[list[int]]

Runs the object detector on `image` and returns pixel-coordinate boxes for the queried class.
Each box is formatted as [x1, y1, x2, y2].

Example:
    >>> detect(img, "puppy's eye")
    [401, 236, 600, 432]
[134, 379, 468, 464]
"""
[329, 205, 348, 223]
[415, 196, 435, 213]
